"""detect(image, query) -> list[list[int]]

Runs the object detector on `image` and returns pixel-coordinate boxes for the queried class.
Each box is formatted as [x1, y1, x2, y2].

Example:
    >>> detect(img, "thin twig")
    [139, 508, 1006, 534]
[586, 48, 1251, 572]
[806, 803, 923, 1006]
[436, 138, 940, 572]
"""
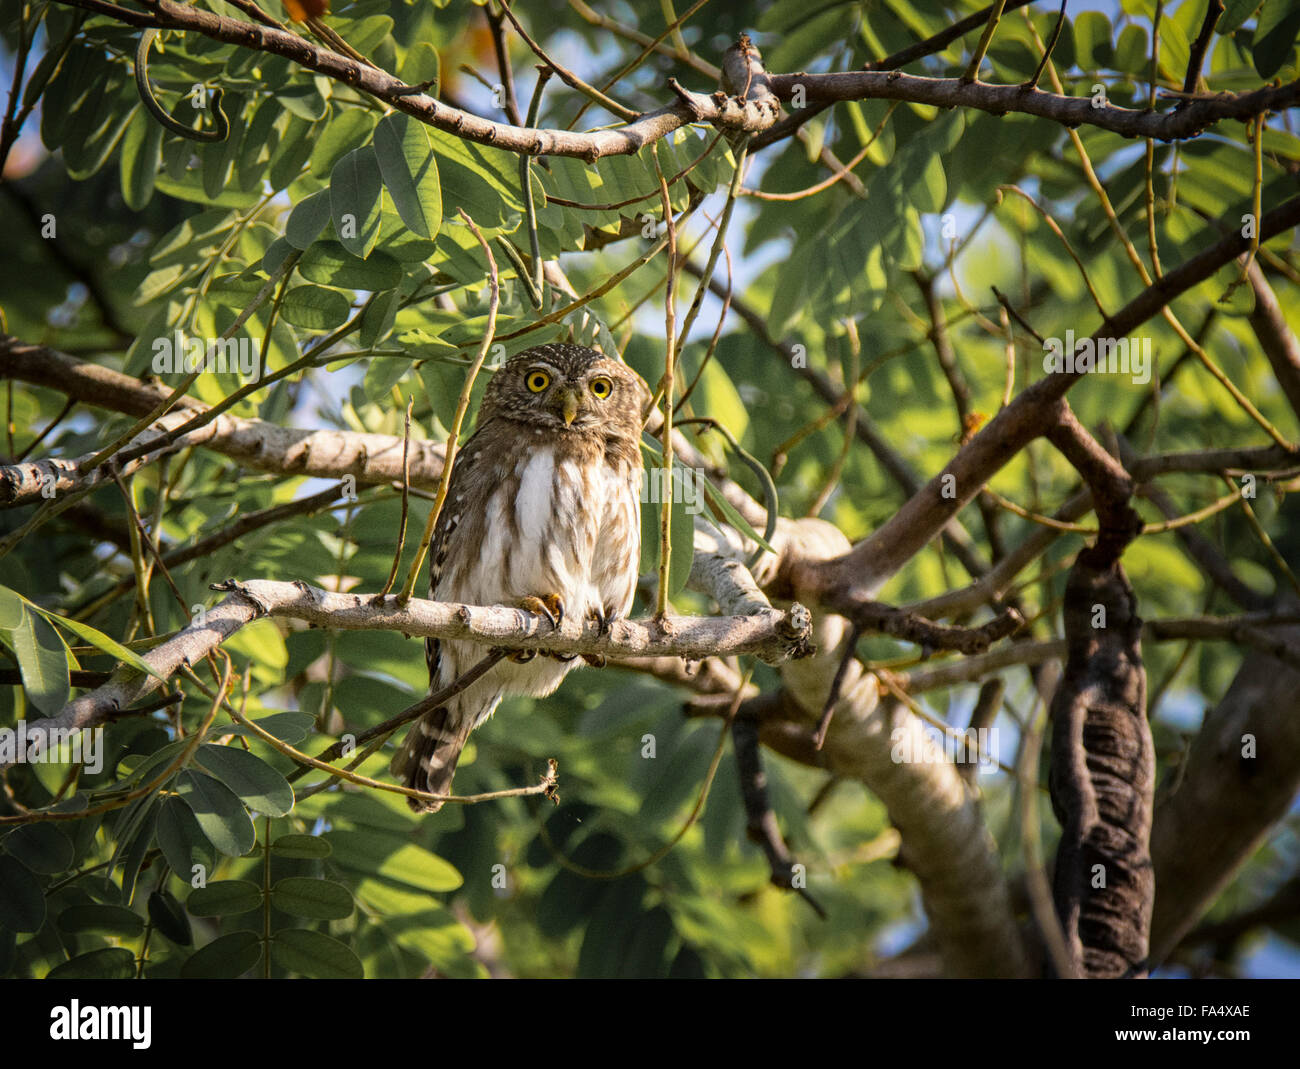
[399, 211, 501, 602]
[377, 398, 414, 598]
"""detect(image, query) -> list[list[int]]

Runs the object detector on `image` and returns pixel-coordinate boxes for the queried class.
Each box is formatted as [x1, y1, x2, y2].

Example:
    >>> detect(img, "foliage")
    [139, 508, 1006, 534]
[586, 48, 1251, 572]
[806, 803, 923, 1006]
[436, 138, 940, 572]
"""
[1, 0, 1298, 978]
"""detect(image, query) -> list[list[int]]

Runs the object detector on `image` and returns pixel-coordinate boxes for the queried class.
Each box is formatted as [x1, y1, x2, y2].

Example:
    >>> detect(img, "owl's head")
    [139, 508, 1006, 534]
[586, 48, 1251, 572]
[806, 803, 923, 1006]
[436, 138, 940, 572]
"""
[480, 343, 650, 436]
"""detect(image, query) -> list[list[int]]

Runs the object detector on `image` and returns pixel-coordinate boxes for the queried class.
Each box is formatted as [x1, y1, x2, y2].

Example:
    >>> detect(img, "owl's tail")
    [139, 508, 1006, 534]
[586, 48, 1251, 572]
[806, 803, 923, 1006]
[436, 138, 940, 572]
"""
[391, 707, 471, 814]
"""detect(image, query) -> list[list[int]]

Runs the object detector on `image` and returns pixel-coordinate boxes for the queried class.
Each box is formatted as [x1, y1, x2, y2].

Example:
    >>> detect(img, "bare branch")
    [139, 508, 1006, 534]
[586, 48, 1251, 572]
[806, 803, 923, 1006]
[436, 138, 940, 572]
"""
[1, 336, 448, 500]
[765, 70, 1300, 143]
[1, 577, 813, 773]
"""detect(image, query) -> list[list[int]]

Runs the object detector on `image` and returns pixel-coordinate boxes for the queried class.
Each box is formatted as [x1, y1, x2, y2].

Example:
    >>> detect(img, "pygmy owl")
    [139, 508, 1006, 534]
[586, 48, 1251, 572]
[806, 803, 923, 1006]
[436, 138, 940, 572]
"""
[391, 343, 650, 811]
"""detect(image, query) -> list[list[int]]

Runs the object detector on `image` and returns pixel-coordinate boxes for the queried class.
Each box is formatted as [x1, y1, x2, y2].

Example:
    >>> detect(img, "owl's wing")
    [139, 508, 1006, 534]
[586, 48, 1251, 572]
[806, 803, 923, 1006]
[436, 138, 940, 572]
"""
[425, 433, 486, 686]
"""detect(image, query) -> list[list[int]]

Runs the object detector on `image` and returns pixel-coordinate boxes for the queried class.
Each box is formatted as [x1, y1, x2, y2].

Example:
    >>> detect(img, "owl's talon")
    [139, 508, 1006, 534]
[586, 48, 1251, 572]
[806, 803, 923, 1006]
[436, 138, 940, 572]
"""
[507, 649, 538, 663]
[518, 593, 565, 629]
[588, 606, 619, 636]
[581, 653, 607, 668]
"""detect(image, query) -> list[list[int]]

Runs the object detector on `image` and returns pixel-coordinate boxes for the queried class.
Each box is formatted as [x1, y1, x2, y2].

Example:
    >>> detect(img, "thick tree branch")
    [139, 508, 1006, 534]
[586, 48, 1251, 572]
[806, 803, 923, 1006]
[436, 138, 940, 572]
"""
[765, 71, 1300, 143]
[52, 0, 1287, 168]
[731, 520, 1029, 977]
[1150, 623, 1300, 964]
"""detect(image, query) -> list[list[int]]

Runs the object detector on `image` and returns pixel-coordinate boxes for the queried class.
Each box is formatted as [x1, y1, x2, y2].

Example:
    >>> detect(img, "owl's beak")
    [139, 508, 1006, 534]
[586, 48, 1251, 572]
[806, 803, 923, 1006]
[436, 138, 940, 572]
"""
[559, 388, 580, 425]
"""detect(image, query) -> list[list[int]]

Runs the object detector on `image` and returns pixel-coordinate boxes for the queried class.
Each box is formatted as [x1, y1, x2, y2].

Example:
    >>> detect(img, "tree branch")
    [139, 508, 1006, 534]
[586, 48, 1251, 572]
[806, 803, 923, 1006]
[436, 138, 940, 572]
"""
[53, 0, 779, 163]
[793, 194, 1300, 609]
[0, 577, 813, 773]
[765, 70, 1300, 143]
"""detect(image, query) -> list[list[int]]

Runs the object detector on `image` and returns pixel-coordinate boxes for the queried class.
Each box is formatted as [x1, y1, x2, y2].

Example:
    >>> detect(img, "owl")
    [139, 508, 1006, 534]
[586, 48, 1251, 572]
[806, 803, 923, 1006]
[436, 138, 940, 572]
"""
[392, 343, 651, 812]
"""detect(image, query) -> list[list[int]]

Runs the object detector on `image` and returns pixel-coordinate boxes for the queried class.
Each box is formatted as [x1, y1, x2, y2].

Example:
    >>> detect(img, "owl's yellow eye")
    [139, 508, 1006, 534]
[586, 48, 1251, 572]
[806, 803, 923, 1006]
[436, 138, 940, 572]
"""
[526, 370, 550, 393]
[589, 377, 613, 399]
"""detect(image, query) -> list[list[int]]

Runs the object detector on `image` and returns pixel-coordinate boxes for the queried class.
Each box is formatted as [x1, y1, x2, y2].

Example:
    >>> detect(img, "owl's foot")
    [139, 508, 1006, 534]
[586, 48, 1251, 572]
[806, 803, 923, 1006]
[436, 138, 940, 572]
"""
[579, 606, 618, 667]
[511, 594, 567, 663]
[518, 593, 565, 629]
[588, 606, 619, 636]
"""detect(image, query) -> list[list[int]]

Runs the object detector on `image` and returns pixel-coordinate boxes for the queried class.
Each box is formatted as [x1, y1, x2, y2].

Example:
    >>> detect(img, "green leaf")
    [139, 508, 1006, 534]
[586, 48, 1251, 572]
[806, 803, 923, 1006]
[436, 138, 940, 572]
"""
[116, 800, 157, 906]
[300, 240, 402, 291]
[309, 107, 377, 178]
[270, 834, 332, 860]
[640, 439, 775, 555]
[262, 236, 297, 275]
[64, 86, 135, 181]
[269, 115, 316, 190]
[280, 284, 351, 330]
[1219, 0, 1264, 36]
[285, 188, 333, 250]
[1253, 3, 1300, 78]
[31, 604, 165, 680]
[271, 928, 364, 979]
[536, 832, 621, 936]
[278, 79, 329, 122]
[670, 472, 697, 597]
[47, 947, 136, 979]
[0, 855, 46, 932]
[186, 879, 263, 917]
[271, 877, 355, 920]
[374, 112, 443, 240]
[577, 873, 648, 978]
[174, 770, 256, 857]
[325, 830, 462, 892]
[1114, 23, 1150, 72]
[120, 108, 164, 211]
[195, 744, 295, 817]
[429, 127, 523, 227]
[619, 905, 674, 978]
[689, 361, 749, 444]
[236, 94, 282, 192]
[359, 287, 401, 348]
[699, 475, 776, 555]
[363, 355, 414, 399]
[57, 903, 145, 937]
[155, 794, 218, 877]
[41, 42, 96, 151]
[154, 171, 262, 209]
[398, 41, 440, 95]
[201, 92, 244, 199]
[3, 823, 74, 874]
[1157, 15, 1192, 82]
[147, 889, 193, 946]
[241, 711, 315, 745]
[1072, 11, 1113, 68]
[180, 930, 263, 978]
[11, 605, 70, 715]
[0, 584, 24, 629]
[330, 146, 384, 258]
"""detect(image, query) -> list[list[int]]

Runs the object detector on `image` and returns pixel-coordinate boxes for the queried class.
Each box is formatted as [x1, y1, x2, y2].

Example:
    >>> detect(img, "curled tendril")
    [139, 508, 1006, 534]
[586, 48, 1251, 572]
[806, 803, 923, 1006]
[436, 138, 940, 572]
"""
[134, 28, 230, 143]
